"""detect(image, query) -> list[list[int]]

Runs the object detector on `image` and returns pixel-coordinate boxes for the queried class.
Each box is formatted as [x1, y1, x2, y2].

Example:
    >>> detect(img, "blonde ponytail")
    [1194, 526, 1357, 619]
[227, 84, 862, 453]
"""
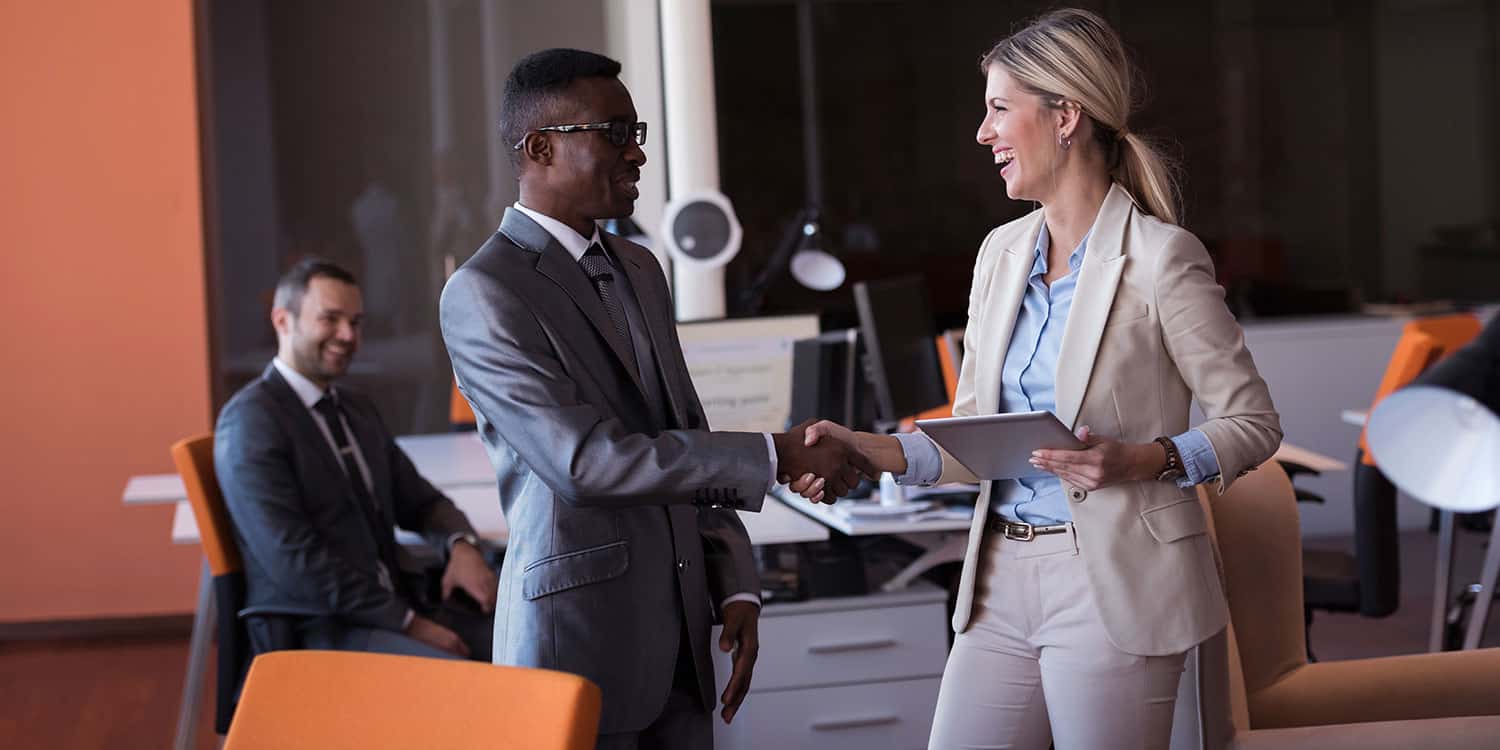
[982, 8, 1182, 225]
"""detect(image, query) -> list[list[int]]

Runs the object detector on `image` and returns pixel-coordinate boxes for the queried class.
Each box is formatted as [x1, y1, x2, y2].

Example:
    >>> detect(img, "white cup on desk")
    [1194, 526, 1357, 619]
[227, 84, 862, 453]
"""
[879, 471, 906, 507]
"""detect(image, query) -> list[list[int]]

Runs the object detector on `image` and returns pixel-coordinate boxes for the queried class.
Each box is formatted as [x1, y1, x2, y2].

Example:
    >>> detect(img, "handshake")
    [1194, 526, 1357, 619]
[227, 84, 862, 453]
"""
[770, 420, 909, 504]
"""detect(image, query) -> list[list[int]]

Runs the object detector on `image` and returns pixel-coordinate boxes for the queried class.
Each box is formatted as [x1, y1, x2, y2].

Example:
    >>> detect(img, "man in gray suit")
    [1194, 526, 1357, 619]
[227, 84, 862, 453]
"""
[217, 259, 498, 661]
[440, 49, 869, 748]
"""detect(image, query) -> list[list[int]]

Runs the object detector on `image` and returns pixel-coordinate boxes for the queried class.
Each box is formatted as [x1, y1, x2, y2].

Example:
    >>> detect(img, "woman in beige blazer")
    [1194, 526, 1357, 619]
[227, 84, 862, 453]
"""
[790, 9, 1281, 749]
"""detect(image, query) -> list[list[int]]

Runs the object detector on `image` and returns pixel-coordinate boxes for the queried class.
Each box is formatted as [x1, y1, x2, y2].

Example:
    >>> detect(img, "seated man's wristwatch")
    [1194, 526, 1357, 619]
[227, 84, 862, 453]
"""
[449, 532, 481, 553]
[1153, 436, 1185, 482]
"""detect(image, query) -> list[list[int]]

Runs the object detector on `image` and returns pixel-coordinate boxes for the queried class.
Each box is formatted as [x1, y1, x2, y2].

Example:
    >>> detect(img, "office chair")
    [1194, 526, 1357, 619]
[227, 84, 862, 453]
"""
[450, 376, 477, 431]
[1169, 460, 1500, 750]
[170, 433, 253, 734]
[223, 651, 602, 750]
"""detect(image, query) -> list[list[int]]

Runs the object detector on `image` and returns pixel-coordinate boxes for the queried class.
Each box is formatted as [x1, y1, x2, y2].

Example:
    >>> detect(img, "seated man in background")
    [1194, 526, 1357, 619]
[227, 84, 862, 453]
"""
[215, 258, 497, 660]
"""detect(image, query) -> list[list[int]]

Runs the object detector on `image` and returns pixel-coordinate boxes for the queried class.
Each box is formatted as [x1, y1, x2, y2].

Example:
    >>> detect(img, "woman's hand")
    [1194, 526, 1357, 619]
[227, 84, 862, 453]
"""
[1028, 426, 1165, 491]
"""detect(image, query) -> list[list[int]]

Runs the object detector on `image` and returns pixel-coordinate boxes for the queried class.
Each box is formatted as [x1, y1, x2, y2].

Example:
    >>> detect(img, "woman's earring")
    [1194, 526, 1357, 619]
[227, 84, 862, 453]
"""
[1059, 134, 1072, 151]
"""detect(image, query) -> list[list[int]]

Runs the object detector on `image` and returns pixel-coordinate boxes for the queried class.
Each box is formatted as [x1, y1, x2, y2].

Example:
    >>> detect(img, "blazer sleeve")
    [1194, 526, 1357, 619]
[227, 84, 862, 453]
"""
[370, 403, 477, 551]
[698, 508, 760, 616]
[1154, 230, 1283, 492]
[440, 267, 771, 510]
[936, 228, 999, 486]
[214, 399, 409, 631]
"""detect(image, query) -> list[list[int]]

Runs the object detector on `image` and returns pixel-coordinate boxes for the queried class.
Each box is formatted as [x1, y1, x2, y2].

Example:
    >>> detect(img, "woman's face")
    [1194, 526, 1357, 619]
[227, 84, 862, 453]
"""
[975, 65, 1056, 202]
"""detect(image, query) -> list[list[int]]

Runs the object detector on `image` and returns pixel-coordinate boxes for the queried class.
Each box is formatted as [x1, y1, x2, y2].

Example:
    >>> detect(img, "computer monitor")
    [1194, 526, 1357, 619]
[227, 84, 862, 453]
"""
[787, 329, 875, 431]
[853, 275, 949, 429]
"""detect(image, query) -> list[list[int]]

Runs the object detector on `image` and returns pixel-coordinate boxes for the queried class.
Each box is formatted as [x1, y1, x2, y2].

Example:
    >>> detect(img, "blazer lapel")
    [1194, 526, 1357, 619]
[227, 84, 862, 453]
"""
[500, 208, 648, 398]
[977, 214, 1045, 415]
[261, 367, 365, 512]
[608, 233, 691, 428]
[1053, 184, 1133, 429]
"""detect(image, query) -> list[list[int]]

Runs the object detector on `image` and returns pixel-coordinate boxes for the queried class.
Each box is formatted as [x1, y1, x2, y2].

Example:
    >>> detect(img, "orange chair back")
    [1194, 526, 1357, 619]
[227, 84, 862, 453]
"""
[223, 651, 602, 750]
[1358, 314, 1483, 466]
[902, 331, 965, 428]
[170, 434, 242, 576]
[450, 377, 476, 426]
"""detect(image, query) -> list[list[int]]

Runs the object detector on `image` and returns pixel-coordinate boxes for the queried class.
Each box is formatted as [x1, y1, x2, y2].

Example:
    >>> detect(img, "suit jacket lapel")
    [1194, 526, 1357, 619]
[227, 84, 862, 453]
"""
[500, 208, 648, 398]
[607, 233, 691, 428]
[1053, 184, 1133, 428]
[977, 214, 1045, 415]
[260, 366, 366, 513]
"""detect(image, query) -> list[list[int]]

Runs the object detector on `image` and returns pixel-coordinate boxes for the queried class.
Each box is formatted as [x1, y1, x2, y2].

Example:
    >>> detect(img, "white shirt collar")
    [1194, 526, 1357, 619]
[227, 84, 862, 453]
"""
[272, 357, 329, 410]
[512, 202, 602, 262]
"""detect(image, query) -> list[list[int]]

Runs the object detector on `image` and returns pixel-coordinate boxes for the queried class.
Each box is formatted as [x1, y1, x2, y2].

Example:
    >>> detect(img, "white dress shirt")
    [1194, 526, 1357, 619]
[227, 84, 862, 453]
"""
[511, 203, 763, 610]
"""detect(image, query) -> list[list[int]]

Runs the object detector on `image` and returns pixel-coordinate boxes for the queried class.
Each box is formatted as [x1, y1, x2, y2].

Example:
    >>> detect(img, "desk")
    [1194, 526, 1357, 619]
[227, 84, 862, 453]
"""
[135, 431, 826, 750]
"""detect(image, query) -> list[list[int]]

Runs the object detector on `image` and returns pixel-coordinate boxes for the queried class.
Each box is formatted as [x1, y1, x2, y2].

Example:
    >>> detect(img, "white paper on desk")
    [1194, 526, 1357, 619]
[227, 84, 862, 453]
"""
[678, 315, 819, 433]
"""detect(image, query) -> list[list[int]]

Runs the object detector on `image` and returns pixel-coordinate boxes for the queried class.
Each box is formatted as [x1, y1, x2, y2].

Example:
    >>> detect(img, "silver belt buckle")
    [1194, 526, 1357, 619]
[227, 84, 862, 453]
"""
[1004, 522, 1035, 542]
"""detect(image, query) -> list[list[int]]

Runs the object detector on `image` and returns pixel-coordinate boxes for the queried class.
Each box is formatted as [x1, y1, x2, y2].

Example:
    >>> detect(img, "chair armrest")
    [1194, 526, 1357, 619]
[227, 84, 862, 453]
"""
[1249, 649, 1500, 729]
[1231, 716, 1500, 750]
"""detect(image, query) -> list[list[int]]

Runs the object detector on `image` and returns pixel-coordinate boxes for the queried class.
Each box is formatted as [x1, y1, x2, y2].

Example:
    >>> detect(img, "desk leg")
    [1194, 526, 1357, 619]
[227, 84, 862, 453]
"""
[1429, 511, 1457, 652]
[175, 559, 215, 750]
[1461, 520, 1500, 650]
[881, 533, 968, 592]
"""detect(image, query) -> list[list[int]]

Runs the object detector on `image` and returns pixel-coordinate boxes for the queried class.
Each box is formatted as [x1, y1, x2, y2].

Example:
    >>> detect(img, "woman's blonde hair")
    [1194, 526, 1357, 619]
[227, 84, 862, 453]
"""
[981, 8, 1180, 224]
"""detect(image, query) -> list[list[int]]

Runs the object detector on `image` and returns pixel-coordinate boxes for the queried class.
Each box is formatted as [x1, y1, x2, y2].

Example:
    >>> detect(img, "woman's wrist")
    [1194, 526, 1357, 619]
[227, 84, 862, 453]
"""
[1135, 441, 1169, 482]
[858, 433, 909, 475]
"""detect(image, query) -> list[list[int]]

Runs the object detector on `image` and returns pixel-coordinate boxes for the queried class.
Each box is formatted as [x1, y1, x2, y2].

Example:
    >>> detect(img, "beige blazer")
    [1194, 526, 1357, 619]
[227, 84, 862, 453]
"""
[937, 183, 1282, 656]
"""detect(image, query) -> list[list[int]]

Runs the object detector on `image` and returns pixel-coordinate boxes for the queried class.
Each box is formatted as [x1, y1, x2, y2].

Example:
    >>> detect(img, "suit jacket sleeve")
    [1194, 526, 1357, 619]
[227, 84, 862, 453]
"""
[1154, 230, 1282, 492]
[214, 399, 409, 631]
[371, 402, 477, 551]
[936, 229, 997, 485]
[440, 267, 770, 510]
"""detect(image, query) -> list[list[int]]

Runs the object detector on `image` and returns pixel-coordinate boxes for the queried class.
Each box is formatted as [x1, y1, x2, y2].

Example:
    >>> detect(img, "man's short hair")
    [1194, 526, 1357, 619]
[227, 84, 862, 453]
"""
[273, 257, 357, 315]
[501, 48, 622, 169]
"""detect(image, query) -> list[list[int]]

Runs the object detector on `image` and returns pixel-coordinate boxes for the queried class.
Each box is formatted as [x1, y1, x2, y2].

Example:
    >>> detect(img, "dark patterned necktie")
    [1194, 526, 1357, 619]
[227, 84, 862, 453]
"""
[578, 243, 636, 360]
[312, 394, 400, 591]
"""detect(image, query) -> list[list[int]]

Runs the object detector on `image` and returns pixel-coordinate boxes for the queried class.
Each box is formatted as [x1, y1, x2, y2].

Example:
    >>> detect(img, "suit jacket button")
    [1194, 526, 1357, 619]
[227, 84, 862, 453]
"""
[677, 558, 689, 570]
[1068, 486, 1086, 502]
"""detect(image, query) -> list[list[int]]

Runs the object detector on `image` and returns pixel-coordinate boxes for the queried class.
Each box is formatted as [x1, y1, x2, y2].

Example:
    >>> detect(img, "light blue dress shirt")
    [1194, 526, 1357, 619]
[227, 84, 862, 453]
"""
[894, 223, 1220, 524]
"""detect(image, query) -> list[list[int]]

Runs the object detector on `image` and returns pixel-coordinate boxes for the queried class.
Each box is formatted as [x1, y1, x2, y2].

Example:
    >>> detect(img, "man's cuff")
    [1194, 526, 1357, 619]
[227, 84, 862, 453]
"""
[721, 592, 761, 611]
[401, 608, 415, 630]
[1171, 429, 1221, 487]
[894, 432, 943, 486]
[762, 433, 778, 492]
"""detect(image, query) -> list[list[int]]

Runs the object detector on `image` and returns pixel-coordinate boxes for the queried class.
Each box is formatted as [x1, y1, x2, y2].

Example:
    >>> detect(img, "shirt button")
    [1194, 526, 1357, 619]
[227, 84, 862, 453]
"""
[1068, 486, 1087, 503]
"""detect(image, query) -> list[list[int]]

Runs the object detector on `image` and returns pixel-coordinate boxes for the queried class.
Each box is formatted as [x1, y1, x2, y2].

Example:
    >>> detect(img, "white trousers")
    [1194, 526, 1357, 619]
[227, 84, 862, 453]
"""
[928, 524, 1187, 750]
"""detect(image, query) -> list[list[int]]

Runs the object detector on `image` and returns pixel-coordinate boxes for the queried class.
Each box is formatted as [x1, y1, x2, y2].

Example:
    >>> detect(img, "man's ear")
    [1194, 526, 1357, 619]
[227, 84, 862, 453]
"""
[521, 133, 553, 168]
[271, 306, 292, 338]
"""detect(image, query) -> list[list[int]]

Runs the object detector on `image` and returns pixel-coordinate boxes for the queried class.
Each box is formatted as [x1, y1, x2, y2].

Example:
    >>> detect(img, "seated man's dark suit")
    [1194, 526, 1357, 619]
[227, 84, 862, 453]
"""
[214, 360, 492, 660]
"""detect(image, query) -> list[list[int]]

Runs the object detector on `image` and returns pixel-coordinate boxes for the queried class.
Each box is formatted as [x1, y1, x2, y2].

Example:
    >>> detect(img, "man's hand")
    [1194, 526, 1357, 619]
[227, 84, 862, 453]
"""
[773, 420, 877, 502]
[718, 601, 760, 725]
[441, 541, 498, 613]
[788, 421, 907, 503]
[1028, 426, 1164, 490]
[404, 614, 471, 658]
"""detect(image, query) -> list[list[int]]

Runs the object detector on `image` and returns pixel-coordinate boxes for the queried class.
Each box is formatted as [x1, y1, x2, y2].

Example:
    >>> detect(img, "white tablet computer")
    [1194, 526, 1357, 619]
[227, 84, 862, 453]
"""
[915, 411, 1084, 480]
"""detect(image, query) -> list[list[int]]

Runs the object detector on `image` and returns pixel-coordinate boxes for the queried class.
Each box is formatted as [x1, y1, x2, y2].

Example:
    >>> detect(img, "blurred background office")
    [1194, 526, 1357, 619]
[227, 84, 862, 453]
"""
[5, 0, 1500, 748]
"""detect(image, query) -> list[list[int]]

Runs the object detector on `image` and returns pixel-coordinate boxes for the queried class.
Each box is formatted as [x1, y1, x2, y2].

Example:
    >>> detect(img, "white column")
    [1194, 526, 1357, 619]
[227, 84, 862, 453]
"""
[479, 0, 513, 221]
[604, 0, 672, 277]
[659, 0, 726, 321]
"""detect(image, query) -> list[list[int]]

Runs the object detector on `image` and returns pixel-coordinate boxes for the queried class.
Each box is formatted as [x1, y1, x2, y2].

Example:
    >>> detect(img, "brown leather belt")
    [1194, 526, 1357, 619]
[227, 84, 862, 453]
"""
[986, 515, 1071, 542]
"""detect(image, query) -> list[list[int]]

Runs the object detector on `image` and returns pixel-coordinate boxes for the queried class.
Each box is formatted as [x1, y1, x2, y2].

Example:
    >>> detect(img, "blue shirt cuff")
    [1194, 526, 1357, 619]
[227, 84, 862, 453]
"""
[894, 432, 944, 486]
[1171, 429, 1220, 488]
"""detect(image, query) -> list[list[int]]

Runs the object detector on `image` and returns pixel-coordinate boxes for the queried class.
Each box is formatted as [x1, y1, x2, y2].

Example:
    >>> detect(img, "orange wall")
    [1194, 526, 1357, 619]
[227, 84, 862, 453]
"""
[0, 1, 209, 621]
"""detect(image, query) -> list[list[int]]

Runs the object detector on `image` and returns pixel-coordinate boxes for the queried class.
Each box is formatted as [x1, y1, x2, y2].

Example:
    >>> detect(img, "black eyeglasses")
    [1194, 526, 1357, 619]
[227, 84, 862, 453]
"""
[512, 120, 648, 151]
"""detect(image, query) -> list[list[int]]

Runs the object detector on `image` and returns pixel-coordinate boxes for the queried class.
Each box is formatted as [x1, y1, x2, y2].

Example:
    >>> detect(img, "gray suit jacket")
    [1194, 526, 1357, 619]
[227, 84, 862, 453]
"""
[214, 365, 476, 631]
[440, 208, 767, 733]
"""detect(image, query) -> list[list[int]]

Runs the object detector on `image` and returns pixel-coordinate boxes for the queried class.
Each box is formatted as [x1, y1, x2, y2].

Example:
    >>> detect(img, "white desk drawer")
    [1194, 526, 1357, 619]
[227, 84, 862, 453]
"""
[713, 677, 941, 750]
[715, 600, 947, 691]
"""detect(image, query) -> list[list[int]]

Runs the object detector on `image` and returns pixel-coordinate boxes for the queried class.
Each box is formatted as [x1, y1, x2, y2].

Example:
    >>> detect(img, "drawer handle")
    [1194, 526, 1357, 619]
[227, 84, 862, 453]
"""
[807, 637, 897, 654]
[812, 714, 901, 732]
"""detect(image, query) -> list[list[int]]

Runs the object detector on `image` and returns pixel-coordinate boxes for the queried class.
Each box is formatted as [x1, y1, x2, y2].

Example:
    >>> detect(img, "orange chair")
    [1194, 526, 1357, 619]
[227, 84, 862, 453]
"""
[902, 330, 965, 428]
[1358, 314, 1482, 466]
[450, 377, 476, 428]
[170, 434, 252, 734]
[223, 651, 602, 750]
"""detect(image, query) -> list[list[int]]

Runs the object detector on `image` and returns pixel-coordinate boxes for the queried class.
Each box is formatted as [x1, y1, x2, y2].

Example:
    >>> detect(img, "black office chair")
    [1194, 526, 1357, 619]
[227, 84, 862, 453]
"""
[1300, 450, 1401, 635]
